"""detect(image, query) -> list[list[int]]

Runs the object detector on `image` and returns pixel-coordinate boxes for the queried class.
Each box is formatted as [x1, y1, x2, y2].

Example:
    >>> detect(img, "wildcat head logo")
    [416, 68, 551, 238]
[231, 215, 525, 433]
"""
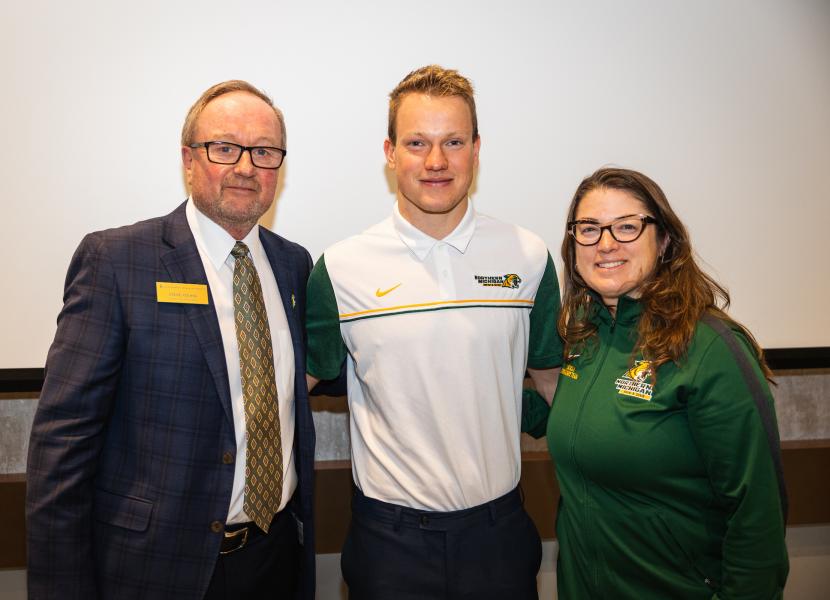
[615, 360, 654, 401]
[502, 274, 521, 289]
[625, 361, 652, 382]
[474, 274, 522, 289]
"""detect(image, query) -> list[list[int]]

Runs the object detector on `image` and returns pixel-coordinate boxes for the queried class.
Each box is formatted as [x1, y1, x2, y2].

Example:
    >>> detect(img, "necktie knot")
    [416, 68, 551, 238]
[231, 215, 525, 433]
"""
[231, 241, 249, 260]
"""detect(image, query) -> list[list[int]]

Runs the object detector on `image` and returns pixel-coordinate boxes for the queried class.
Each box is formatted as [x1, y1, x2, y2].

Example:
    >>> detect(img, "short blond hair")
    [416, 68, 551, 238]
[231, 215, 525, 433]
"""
[181, 80, 286, 148]
[388, 65, 478, 144]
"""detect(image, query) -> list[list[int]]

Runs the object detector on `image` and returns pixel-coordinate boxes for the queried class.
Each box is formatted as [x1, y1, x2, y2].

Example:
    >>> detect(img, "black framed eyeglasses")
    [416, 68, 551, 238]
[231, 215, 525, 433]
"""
[568, 214, 658, 246]
[189, 141, 286, 169]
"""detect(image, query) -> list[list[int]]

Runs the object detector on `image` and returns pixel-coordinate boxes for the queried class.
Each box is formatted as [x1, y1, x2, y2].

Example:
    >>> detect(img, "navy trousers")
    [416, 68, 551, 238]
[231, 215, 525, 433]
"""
[203, 509, 300, 600]
[341, 487, 542, 600]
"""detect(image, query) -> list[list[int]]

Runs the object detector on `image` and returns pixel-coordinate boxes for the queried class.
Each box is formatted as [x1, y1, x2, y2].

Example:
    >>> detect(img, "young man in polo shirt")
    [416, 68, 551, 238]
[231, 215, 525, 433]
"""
[306, 65, 562, 599]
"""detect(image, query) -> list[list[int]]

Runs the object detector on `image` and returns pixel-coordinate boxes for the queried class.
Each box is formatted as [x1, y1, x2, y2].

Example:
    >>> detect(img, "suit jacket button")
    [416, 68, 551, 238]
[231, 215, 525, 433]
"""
[211, 521, 224, 533]
[222, 451, 234, 464]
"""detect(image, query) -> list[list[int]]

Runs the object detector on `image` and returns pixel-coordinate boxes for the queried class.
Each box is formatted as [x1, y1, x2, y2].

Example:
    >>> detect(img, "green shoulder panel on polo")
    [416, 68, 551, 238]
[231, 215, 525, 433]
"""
[305, 254, 346, 380]
[527, 253, 563, 369]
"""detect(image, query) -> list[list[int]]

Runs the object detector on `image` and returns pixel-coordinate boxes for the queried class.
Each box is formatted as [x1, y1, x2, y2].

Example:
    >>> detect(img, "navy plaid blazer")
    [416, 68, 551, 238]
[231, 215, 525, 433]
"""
[26, 202, 316, 599]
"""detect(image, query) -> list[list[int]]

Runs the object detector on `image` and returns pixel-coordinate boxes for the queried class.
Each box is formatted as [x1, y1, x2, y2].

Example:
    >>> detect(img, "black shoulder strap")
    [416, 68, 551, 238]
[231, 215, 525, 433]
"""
[701, 314, 788, 524]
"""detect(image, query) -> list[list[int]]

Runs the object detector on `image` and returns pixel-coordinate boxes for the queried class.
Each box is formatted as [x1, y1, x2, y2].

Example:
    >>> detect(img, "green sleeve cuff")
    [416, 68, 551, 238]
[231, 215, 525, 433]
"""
[521, 388, 550, 439]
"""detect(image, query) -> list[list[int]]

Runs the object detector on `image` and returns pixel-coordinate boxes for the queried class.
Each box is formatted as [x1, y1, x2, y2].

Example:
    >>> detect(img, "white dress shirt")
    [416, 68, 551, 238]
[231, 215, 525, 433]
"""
[186, 198, 296, 523]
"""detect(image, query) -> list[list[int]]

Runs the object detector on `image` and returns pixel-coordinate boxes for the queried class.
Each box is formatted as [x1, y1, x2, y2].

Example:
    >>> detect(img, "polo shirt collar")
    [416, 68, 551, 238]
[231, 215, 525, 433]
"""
[185, 197, 261, 270]
[392, 199, 476, 261]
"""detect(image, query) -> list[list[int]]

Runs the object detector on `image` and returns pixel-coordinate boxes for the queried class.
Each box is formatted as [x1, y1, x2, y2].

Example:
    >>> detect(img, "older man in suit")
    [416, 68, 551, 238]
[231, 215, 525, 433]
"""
[26, 80, 315, 600]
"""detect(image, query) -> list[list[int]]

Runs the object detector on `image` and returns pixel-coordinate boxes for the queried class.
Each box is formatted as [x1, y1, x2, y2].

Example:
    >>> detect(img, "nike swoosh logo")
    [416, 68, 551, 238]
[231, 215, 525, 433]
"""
[375, 283, 402, 297]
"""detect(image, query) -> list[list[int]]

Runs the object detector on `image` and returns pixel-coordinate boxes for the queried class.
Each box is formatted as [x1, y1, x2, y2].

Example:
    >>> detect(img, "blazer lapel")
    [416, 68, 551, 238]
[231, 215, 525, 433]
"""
[159, 202, 234, 426]
[260, 231, 302, 350]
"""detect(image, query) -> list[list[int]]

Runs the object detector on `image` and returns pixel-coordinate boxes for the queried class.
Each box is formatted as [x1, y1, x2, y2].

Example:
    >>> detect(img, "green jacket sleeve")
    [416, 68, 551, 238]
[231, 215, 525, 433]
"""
[306, 254, 347, 380]
[521, 388, 550, 439]
[687, 331, 788, 599]
[528, 253, 564, 369]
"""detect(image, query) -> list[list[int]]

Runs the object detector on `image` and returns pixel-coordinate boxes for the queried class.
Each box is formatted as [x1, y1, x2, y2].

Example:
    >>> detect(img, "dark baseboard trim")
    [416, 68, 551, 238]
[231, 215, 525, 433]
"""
[765, 347, 830, 371]
[0, 368, 44, 394]
[2, 347, 828, 394]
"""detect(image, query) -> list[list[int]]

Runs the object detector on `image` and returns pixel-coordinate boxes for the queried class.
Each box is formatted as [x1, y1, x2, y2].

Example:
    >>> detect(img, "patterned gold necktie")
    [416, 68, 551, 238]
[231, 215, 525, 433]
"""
[231, 241, 282, 533]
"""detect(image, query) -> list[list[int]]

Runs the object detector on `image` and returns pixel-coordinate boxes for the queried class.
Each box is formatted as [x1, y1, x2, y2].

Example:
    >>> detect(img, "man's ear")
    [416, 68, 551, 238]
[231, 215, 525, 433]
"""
[383, 138, 396, 170]
[181, 146, 193, 186]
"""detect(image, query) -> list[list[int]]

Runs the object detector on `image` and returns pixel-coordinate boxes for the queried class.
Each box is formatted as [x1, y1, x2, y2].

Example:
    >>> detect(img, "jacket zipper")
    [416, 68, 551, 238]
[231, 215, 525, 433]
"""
[567, 315, 615, 592]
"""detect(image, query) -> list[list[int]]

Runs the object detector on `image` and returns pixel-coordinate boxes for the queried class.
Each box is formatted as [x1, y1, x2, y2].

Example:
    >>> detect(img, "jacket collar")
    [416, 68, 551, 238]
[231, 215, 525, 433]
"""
[589, 290, 642, 327]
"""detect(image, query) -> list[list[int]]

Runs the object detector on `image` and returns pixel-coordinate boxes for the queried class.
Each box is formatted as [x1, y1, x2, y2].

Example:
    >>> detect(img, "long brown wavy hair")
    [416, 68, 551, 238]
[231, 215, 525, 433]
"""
[559, 167, 772, 379]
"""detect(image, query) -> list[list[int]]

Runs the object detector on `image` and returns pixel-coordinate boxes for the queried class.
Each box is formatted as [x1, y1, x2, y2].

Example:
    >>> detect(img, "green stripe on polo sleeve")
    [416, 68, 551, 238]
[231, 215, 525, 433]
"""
[306, 254, 347, 380]
[527, 252, 563, 369]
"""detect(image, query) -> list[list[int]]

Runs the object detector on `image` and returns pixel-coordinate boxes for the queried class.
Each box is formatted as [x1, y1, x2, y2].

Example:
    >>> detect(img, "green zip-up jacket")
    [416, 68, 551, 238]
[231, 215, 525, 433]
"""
[524, 296, 788, 599]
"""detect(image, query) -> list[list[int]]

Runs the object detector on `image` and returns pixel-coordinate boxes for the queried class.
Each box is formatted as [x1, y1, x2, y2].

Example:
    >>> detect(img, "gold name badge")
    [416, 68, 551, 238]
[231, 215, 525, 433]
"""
[156, 282, 209, 305]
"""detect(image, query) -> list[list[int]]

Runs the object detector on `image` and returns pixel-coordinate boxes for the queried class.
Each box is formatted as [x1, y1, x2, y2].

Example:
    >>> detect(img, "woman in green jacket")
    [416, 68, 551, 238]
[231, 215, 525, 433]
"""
[524, 167, 788, 599]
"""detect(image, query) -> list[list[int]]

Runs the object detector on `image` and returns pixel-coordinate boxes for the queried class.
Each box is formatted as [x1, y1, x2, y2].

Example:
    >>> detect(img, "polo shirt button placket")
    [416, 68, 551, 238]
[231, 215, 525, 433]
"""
[436, 243, 454, 299]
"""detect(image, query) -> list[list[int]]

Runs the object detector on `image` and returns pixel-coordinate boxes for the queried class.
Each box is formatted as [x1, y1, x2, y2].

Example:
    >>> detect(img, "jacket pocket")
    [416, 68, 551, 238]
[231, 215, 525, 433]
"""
[94, 488, 153, 532]
[654, 512, 719, 592]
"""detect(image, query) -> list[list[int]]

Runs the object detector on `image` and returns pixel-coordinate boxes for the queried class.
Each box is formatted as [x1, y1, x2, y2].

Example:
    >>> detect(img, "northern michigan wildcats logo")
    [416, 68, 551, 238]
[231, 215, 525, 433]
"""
[625, 362, 651, 382]
[502, 274, 521, 289]
[615, 360, 654, 400]
[562, 363, 579, 380]
[474, 274, 522, 289]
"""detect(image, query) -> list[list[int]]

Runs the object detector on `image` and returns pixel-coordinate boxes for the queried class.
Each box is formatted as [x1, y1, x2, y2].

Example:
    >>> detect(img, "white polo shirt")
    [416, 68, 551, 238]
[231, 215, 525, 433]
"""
[307, 201, 562, 511]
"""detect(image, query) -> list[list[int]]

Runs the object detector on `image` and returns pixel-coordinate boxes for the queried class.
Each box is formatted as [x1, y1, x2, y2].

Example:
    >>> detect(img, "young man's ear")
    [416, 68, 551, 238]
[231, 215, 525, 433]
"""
[383, 139, 396, 170]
